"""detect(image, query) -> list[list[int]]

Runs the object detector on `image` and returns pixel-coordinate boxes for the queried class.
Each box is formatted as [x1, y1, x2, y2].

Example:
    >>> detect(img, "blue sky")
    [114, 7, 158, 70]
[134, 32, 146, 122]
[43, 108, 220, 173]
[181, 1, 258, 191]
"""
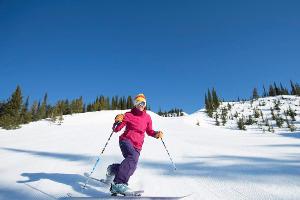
[1, 0, 300, 113]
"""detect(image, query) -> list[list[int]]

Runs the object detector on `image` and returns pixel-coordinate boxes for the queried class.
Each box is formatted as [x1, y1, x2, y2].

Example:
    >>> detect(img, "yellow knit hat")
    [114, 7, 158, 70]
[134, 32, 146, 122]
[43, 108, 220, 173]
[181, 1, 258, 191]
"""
[134, 93, 146, 106]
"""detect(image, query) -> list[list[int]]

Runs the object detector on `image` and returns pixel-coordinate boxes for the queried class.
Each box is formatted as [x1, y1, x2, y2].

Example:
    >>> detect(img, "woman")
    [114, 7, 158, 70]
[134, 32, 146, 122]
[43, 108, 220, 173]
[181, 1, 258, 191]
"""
[106, 93, 163, 195]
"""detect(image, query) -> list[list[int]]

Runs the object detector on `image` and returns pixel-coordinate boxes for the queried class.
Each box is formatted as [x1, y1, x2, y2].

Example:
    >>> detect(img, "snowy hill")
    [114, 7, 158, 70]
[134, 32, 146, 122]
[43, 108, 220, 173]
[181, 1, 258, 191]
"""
[200, 95, 300, 133]
[218, 95, 300, 133]
[1, 108, 300, 199]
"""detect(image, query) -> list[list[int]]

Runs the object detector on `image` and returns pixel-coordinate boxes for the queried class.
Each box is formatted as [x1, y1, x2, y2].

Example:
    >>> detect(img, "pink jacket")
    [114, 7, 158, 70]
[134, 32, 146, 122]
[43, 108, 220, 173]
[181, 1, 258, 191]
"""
[113, 108, 156, 150]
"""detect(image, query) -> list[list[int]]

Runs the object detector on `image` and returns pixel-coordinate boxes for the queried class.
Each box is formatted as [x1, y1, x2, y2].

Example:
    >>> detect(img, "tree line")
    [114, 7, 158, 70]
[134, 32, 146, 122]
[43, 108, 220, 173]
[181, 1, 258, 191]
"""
[252, 81, 300, 100]
[204, 81, 300, 118]
[0, 86, 140, 130]
[157, 108, 184, 117]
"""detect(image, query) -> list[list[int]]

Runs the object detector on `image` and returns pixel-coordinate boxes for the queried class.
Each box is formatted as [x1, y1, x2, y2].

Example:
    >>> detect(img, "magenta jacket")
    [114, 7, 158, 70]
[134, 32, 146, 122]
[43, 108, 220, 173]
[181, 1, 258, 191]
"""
[113, 108, 156, 150]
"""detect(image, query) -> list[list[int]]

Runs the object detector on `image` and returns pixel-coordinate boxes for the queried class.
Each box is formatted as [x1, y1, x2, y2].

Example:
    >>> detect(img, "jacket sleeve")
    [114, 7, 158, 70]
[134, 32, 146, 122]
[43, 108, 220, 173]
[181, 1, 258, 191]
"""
[146, 116, 156, 137]
[113, 113, 127, 132]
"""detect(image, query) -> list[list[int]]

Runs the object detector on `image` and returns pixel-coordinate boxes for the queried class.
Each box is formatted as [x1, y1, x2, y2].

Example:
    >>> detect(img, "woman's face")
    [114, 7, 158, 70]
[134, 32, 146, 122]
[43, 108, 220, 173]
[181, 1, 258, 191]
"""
[136, 101, 146, 111]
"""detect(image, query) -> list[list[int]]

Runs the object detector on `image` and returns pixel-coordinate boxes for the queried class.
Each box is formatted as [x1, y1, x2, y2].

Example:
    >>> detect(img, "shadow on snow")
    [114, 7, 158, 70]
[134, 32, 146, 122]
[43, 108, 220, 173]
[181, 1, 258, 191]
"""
[17, 172, 108, 198]
[1, 147, 92, 162]
[139, 154, 300, 183]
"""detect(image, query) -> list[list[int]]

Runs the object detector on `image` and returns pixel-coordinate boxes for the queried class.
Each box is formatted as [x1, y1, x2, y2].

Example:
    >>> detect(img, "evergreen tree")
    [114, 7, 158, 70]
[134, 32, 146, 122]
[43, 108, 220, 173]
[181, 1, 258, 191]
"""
[254, 108, 260, 118]
[127, 96, 133, 109]
[262, 85, 267, 97]
[0, 85, 23, 129]
[58, 114, 64, 125]
[245, 115, 254, 125]
[158, 108, 163, 116]
[206, 89, 213, 117]
[50, 106, 58, 123]
[274, 82, 280, 96]
[0, 101, 5, 117]
[212, 88, 220, 109]
[290, 80, 296, 95]
[274, 100, 281, 111]
[20, 96, 32, 124]
[97, 96, 104, 110]
[279, 83, 289, 95]
[215, 114, 220, 126]
[252, 88, 259, 99]
[295, 83, 300, 96]
[83, 104, 86, 113]
[275, 115, 284, 128]
[106, 97, 110, 110]
[38, 93, 48, 119]
[121, 96, 127, 110]
[287, 106, 296, 121]
[221, 108, 227, 126]
[204, 94, 209, 111]
[237, 117, 246, 130]
[31, 101, 39, 121]
[271, 107, 276, 120]
[269, 85, 276, 96]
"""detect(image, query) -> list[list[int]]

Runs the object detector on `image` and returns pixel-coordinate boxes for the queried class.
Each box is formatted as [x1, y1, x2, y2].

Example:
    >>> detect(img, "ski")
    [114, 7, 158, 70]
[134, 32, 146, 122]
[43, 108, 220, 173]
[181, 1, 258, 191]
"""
[82, 172, 144, 196]
[65, 193, 191, 199]
[111, 190, 144, 197]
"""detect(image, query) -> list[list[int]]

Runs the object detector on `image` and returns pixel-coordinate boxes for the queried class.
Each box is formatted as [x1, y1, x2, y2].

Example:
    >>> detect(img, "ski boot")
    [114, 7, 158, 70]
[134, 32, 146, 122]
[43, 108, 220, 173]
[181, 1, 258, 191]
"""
[110, 183, 138, 196]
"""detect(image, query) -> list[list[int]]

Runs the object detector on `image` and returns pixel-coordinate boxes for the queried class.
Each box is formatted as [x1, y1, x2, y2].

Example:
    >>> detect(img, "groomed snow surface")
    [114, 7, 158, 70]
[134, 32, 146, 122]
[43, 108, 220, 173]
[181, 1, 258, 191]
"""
[1, 105, 300, 199]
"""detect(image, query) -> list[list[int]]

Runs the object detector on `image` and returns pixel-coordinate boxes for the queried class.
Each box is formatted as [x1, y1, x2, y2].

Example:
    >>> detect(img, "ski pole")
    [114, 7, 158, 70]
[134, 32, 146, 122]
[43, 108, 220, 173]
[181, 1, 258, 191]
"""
[82, 129, 114, 189]
[161, 138, 176, 171]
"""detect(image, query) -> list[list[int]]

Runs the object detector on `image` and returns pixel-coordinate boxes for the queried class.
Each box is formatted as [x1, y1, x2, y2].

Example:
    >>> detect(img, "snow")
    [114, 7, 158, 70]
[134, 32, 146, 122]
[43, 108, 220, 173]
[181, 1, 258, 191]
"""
[0, 105, 300, 199]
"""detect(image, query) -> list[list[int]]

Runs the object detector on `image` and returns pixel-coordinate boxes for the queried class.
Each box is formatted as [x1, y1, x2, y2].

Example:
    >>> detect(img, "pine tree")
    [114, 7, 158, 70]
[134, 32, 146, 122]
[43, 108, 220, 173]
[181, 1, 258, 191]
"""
[245, 115, 254, 125]
[220, 107, 227, 126]
[275, 115, 284, 128]
[83, 104, 86, 113]
[0, 101, 5, 120]
[263, 85, 267, 97]
[295, 83, 300, 96]
[20, 96, 32, 124]
[274, 100, 281, 111]
[206, 89, 213, 117]
[205, 94, 209, 111]
[127, 96, 133, 109]
[158, 108, 163, 116]
[212, 88, 220, 109]
[31, 101, 39, 121]
[121, 96, 127, 110]
[271, 107, 276, 120]
[38, 93, 48, 119]
[290, 80, 296, 95]
[254, 108, 260, 118]
[287, 106, 296, 121]
[274, 82, 280, 96]
[237, 117, 246, 130]
[215, 114, 220, 126]
[63, 100, 71, 114]
[252, 88, 259, 99]
[269, 85, 276, 96]
[58, 114, 64, 125]
[279, 83, 288, 95]
[0, 85, 23, 129]
[50, 106, 58, 123]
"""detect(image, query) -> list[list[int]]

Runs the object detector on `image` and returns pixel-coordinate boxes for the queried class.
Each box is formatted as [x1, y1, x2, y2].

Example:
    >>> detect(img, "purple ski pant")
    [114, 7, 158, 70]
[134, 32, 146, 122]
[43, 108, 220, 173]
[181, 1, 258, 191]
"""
[110, 139, 140, 184]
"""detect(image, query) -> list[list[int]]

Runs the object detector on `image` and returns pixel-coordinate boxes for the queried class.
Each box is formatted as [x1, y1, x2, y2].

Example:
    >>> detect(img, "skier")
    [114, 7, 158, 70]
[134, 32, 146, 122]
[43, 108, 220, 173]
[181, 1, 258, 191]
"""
[106, 93, 163, 195]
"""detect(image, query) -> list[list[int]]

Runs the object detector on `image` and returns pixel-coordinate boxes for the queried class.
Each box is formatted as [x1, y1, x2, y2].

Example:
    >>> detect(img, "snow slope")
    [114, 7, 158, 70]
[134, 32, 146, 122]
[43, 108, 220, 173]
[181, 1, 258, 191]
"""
[212, 95, 300, 133]
[0, 109, 300, 200]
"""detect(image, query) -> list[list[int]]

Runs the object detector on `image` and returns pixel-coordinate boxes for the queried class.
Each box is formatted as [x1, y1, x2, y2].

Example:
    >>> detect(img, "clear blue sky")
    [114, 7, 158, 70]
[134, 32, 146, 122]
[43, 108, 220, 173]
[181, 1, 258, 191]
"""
[1, 0, 300, 113]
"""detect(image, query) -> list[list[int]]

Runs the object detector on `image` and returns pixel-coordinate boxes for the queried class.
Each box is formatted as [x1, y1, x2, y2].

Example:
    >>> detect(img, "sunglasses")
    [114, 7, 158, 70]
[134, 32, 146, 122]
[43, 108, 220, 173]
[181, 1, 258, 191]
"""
[137, 101, 146, 107]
